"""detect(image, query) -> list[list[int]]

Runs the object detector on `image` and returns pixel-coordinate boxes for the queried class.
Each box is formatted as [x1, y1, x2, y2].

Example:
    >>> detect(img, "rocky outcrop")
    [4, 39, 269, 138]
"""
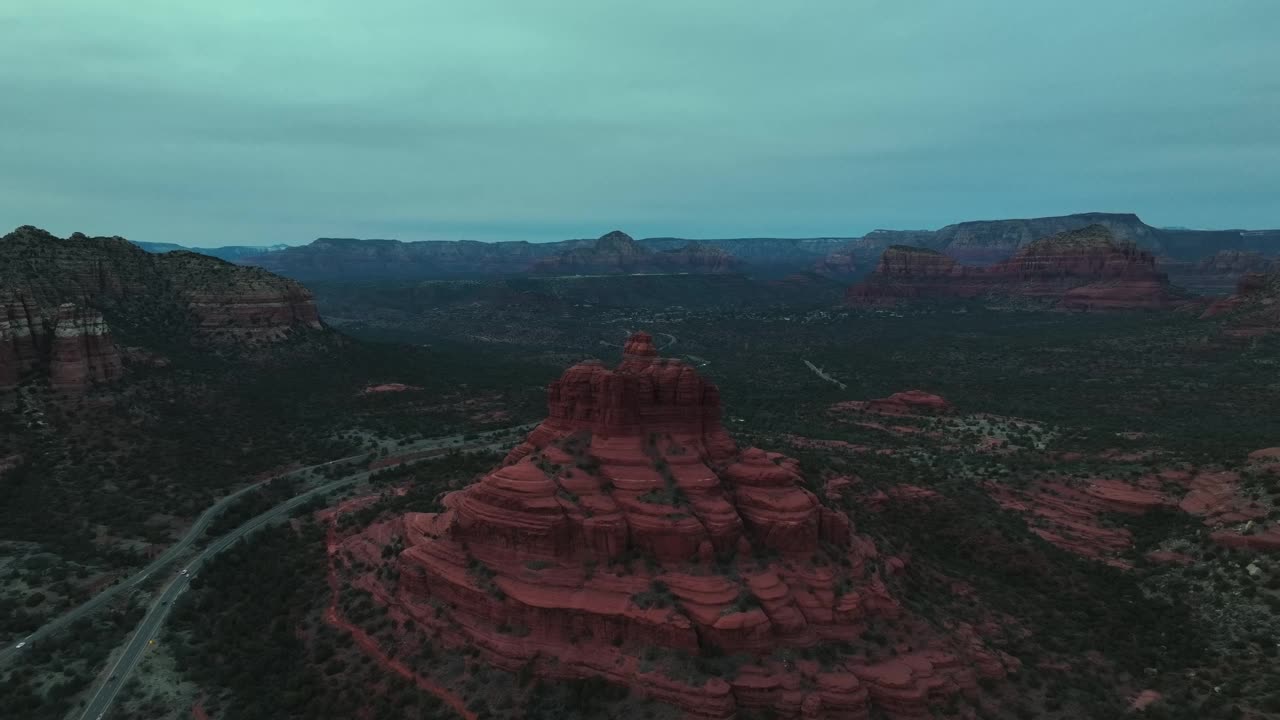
[47, 304, 123, 389]
[341, 333, 1011, 719]
[0, 292, 123, 390]
[845, 247, 977, 306]
[0, 226, 324, 354]
[1162, 250, 1278, 296]
[530, 231, 742, 275]
[831, 391, 954, 417]
[1200, 271, 1280, 338]
[847, 226, 1179, 310]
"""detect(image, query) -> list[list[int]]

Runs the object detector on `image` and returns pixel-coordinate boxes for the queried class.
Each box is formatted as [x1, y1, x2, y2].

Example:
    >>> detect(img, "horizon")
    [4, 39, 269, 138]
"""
[3, 1, 1278, 248]
[15, 207, 1274, 249]
[12, 208, 1279, 250]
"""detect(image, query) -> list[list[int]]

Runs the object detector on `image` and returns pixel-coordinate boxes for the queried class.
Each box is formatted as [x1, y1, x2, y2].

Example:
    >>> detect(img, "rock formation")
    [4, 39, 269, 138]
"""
[845, 247, 976, 306]
[1200, 270, 1280, 338]
[831, 391, 954, 417]
[847, 226, 1179, 310]
[817, 213, 1280, 276]
[340, 333, 1011, 719]
[1161, 250, 1278, 296]
[47, 304, 123, 389]
[153, 251, 322, 343]
[530, 231, 742, 275]
[0, 226, 323, 353]
[0, 292, 123, 390]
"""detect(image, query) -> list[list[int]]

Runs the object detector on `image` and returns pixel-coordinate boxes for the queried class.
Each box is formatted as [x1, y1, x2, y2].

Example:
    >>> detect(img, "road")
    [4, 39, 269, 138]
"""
[0, 456, 361, 669]
[71, 427, 530, 720]
[0, 425, 530, 668]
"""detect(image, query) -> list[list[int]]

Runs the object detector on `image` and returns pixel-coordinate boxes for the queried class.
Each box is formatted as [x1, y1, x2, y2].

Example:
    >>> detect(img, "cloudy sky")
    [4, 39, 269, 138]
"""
[2, 1, 1277, 247]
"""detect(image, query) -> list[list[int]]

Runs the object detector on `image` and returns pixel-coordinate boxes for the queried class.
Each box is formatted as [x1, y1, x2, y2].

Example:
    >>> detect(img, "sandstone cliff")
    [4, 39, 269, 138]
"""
[0, 291, 124, 390]
[340, 332, 1012, 719]
[847, 226, 1179, 310]
[1162, 250, 1278, 296]
[0, 226, 325, 389]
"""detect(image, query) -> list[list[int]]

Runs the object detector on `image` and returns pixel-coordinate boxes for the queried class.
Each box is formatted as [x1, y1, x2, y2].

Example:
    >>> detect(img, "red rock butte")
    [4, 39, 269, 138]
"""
[341, 332, 1010, 719]
[847, 225, 1179, 310]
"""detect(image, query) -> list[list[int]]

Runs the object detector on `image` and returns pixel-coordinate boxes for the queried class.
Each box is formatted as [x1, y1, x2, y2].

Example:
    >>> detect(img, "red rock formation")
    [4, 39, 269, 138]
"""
[531, 231, 742, 275]
[1201, 271, 1280, 338]
[831, 391, 954, 417]
[987, 476, 1177, 567]
[846, 246, 977, 306]
[847, 226, 1179, 310]
[47, 304, 123, 389]
[0, 293, 123, 391]
[340, 332, 1011, 719]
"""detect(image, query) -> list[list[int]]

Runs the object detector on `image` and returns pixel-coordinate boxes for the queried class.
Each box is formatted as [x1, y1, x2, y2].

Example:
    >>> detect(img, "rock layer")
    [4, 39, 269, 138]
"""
[343, 333, 1010, 719]
[0, 292, 123, 390]
[47, 304, 124, 389]
[847, 226, 1179, 310]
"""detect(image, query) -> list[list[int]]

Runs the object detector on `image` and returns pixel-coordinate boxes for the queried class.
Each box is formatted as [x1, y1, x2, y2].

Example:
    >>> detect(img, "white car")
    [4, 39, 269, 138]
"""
[14, 641, 25, 650]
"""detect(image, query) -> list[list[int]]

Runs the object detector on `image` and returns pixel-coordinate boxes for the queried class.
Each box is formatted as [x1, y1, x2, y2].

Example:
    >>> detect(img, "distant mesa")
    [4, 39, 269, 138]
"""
[337, 332, 1012, 719]
[1161, 250, 1278, 296]
[0, 225, 325, 391]
[223, 211, 1278, 284]
[847, 225, 1181, 311]
[530, 231, 742, 275]
[815, 212, 1280, 284]
[131, 240, 289, 263]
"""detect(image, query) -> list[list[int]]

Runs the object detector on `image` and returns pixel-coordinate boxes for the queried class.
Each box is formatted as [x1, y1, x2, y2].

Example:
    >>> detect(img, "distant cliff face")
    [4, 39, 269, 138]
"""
[530, 231, 742, 275]
[244, 235, 848, 281]
[933, 212, 1162, 264]
[1201, 271, 1280, 338]
[131, 241, 289, 262]
[1163, 250, 1279, 295]
[818, 212, 1280, 272]
[0, 226, 325, 390]
[848, 226, 1179, 310]
[248, 236, 588, 280]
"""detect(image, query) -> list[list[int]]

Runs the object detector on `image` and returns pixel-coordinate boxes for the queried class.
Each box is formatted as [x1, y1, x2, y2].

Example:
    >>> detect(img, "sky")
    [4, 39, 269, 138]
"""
[2, 1, 1277, 247]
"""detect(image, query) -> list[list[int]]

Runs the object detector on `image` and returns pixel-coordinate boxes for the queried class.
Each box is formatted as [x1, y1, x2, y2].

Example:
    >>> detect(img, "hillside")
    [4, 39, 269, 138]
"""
[0, 226, 324, 390]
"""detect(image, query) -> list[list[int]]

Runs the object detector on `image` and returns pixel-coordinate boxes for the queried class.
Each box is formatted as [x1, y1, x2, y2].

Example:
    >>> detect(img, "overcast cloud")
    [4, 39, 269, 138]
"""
[1, 1, 1277, 246]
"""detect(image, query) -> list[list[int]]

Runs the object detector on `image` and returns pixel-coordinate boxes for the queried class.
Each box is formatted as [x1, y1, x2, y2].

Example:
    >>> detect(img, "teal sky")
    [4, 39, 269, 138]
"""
[2, 1, 1277, 247]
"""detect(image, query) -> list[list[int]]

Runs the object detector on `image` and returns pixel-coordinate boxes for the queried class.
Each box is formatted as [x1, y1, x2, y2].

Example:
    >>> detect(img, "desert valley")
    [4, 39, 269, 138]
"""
[2, 210, 1280, 720]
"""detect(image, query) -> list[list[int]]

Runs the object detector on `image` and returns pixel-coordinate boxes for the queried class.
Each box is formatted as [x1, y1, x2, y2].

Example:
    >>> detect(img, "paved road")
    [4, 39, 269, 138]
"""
[71, 429, 530, 720]
[0, 425, 531, 669]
